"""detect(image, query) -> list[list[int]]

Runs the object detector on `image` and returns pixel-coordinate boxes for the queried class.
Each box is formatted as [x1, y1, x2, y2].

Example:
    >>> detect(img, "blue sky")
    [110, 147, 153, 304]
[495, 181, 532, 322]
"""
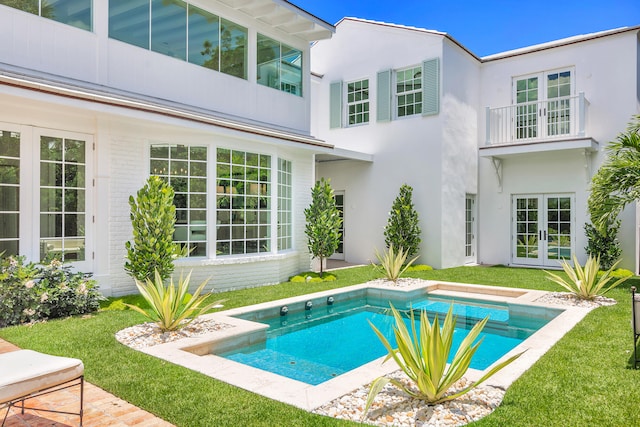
[291, 0, 640, 57]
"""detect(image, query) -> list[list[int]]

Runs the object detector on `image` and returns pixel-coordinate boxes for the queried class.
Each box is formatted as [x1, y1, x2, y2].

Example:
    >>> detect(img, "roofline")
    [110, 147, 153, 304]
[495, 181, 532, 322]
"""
[330, 17, 640, 64]
[0, 66, 332, 149]
[481, 25, 640, 62]
[334, 17, 482, 62]
[280, 0, 335, 32]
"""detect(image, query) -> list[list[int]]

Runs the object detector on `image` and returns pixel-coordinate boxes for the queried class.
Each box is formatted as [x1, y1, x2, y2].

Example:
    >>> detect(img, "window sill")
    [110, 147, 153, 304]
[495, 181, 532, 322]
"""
[174, 250, 300, 267]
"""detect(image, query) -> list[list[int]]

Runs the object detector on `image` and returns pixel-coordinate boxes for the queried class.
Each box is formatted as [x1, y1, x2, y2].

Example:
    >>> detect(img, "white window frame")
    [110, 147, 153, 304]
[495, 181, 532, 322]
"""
[345, 78, 370, 126]
[395, 65, 423, 118]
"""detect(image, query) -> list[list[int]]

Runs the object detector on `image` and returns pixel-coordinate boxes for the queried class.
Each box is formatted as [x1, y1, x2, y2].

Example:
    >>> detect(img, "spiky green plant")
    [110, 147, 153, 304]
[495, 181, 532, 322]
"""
[365, 304, 523, 411]
[125, 270, 224, 332]
[545, 254, 630, 300]
[373, 244, 419, 283]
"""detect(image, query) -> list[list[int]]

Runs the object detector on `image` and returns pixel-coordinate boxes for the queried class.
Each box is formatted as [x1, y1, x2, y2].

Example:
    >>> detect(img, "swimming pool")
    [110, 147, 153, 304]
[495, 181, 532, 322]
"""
[140, 279, 590, 410]
[219, 292, 561, 385]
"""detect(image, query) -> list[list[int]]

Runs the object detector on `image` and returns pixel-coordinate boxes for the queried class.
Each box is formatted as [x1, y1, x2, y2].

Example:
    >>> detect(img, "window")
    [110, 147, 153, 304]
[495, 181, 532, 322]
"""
[257, 34, 302, 96]
[376, 58, 439, 122]
[150, 144, 208, 257]
[39, 135, 88, 263]
[0, 130, 20, 255]
[1, 0, 92, 31]
[277, 158, 292, 251]
[109, 1, 247, 79]
[396, 66, 423, 117]
[216, 149, 271, 255]
[347, 79, 369, 125]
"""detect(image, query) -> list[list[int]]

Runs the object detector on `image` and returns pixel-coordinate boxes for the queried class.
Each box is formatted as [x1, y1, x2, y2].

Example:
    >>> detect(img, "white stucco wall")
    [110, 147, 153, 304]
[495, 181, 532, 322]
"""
[477, 30, 640, 270]
[312, 19, 480, 269]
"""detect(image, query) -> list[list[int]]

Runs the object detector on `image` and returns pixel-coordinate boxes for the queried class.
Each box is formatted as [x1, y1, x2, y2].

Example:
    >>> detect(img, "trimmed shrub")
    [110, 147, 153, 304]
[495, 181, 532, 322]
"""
[406, 264, 433, 272]
[384, 184, 421, 259]
[289, 271, 337, 283]
[584, 221, 622, 270]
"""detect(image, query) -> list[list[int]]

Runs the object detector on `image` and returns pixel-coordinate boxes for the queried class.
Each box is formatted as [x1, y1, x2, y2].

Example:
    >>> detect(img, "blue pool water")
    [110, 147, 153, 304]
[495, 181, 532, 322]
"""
[220, 295, 558, 386]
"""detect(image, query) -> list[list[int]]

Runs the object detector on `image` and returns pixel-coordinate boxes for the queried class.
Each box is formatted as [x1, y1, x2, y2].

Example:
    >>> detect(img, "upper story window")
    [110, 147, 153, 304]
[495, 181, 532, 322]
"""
[1, 0, 92, 31]
[257, 34, 303, 96]
[109, 0, 247, 79]
[347, 79, 370, 126]
[375, 58, 440, 123]
[396, 66, 423, 117]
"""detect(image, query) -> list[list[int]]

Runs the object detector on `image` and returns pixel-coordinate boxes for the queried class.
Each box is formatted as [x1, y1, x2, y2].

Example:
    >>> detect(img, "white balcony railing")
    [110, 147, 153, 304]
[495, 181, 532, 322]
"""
[485, 92, 588, 146]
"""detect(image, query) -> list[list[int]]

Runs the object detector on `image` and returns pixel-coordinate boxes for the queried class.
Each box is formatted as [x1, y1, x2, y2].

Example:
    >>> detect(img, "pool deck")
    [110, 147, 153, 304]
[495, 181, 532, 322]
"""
[139, 280, 594, 411]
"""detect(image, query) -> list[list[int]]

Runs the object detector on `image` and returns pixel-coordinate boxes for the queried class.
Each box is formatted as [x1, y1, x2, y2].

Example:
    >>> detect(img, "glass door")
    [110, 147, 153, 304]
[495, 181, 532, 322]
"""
[465, 194, 476, 264]
[37, 130, 93, 271]
[514, 75, 540, 140]
[330, 191, 344, 260]
[512, 194, 573, 267]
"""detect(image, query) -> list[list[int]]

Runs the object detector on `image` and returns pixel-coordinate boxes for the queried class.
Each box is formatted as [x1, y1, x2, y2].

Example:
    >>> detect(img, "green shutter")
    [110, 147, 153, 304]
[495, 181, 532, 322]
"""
[329, 81, 343, 129]
[377, 70, 391, 122]
[422, 58, 440, 116]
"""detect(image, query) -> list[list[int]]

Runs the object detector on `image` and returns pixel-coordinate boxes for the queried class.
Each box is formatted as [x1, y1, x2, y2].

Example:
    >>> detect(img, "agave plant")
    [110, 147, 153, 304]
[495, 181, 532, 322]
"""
[373, 244, 419, 283]
[365, 304, 522, 412]
[545, 254, 630, 300]
[125, 269, 224, 332]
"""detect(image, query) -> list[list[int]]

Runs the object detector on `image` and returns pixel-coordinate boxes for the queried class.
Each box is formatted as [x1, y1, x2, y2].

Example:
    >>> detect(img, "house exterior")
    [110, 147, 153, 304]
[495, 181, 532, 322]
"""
[0, 0, 336, 296]
[311, 18, 640, 272]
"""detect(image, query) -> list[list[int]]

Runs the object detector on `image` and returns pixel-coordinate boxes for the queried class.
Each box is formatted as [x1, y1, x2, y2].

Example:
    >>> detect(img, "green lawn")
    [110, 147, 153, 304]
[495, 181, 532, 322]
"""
[2, 265, 640, 426]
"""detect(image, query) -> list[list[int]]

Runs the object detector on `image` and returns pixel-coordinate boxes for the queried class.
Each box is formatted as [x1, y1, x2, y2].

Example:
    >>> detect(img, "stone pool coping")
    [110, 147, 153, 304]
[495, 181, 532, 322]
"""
[138, 280, 593, 411]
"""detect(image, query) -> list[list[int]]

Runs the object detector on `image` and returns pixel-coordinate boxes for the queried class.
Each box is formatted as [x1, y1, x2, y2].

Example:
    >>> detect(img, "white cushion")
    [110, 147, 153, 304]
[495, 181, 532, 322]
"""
[0, 350, 84, 404]
[635, 298, 640, 334]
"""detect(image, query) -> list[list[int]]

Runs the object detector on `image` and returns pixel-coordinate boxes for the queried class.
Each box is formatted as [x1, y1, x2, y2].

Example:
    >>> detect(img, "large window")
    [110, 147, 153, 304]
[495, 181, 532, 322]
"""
[0, 0, 92, 31]
[257, 34, 302, 96]
[109, 0, 247, 79]
[150, 144, 208, 257]
[396, 66, 423, 117]
[216, 149, 271, 255]
[347, 79, 369, 126]
[277, 158, 292, 251]
[39, 135, 87, 262]
[0, 130, 20, 255]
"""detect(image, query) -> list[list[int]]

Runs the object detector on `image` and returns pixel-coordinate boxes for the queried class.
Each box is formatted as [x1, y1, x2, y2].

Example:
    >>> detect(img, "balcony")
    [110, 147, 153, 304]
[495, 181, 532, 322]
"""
[482, 92, 597, 158]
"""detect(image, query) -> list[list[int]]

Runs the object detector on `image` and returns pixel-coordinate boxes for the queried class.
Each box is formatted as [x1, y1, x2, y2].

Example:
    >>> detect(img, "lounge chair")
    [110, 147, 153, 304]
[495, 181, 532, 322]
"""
[632, 287, 640, 368]
[0, 350, 84, 426]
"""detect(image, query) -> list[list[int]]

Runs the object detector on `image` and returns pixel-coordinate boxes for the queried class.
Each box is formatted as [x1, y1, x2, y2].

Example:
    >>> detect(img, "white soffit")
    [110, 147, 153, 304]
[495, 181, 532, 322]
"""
[217, 0, 334, 41]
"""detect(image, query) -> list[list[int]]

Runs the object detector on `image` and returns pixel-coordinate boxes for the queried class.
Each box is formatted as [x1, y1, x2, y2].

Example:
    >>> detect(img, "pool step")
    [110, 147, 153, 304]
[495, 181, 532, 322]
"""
[410, 300, 510, 323]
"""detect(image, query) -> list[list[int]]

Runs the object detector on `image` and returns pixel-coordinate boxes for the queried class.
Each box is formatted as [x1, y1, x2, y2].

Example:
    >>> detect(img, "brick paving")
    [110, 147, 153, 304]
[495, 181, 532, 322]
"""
[0, 339, 174, 427]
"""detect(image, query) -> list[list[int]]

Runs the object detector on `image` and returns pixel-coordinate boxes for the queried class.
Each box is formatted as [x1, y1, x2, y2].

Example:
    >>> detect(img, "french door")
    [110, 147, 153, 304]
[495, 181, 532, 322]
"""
[514, 69, 573, 140]
[512, 194, 574, 267]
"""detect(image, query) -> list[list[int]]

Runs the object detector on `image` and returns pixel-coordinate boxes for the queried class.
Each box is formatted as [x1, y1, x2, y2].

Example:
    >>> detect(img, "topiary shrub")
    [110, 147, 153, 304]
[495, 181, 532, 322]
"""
[304, 178, 342, 277]
[406, 264, 433, 272]
[125, 176, 188, 282]
[384, 184, 421, 260]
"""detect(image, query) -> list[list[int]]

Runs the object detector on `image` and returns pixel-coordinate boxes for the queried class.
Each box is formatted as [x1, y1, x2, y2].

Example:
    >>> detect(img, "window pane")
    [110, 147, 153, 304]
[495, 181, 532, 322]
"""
[48, 0, 92, 30]
[257, 34, 280, 90]
[109, 0, 150, 49]
[151, 0, 186, 59]
[220, 19, 247, 79]
[0, 0, 39, 15]
[188, 5, 220, 70]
